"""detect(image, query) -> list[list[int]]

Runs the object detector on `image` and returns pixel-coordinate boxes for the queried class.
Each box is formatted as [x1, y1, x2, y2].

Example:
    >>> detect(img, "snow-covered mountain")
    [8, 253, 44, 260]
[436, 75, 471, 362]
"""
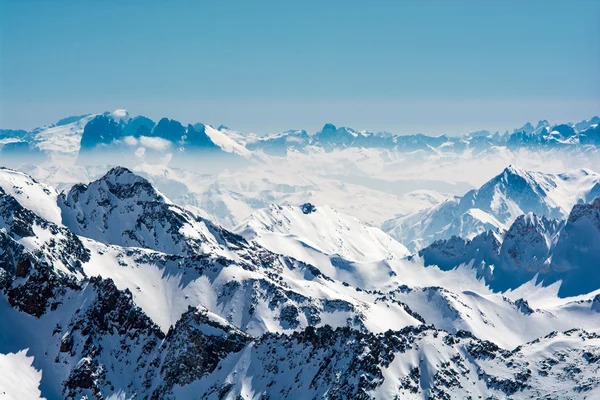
[245, 117, 600, 155]
[236, 203, 410, 261]
[419, 196, 600, 297]
[4, 110, 600, 240]
[1, 166, 600, 399]
[0, 111, 253, 173]
[2, 112, 600, 166]
[58, 166, 238, 258]
[383, 165, 600, 251]
[234, 203, 410, 287]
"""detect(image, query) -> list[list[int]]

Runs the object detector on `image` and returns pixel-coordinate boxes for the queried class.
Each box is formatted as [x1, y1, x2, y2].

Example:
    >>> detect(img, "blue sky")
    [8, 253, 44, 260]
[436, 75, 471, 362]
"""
[1, 0, 599, 135]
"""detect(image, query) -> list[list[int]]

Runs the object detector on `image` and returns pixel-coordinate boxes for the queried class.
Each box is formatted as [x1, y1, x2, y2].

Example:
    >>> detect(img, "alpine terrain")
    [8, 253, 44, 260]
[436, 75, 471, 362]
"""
[0, 111, 600, 399]
[0, 162, 599, 399]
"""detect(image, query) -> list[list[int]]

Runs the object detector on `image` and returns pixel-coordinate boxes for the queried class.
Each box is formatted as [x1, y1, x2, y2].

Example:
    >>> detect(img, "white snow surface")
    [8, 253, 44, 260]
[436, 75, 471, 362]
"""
[235, 203, 409, 262]
[0, 167, 62, 225]
[0, 350, 45, 400]
[33, 114, 96, 154]
[204, 124, 252, 157]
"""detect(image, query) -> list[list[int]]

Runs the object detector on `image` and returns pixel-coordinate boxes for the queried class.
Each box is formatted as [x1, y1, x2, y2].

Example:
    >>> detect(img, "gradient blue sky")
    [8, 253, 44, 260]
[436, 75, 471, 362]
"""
[1, 0, 599, 135]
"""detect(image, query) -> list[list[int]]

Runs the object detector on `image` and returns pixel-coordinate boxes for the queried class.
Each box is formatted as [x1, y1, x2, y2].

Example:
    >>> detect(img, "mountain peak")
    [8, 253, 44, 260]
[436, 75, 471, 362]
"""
[500, 165, 530, 181]
[510, 211, 554, 230]
[321, 123, 337, 133]
[567, 197, 600, 226]
[108, 109, 129, 121]
[68, 166, 169, 205]
[513, 122, 535, 134]
[151, 118, 186, 142]
[101, 166, 149, 187]
[535, 120, 549, 130]
[0, 167, 62, 225]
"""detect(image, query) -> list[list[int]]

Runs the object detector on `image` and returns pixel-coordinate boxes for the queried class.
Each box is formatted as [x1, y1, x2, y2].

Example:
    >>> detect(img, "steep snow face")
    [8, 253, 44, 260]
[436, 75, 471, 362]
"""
[418, 198, 600, 297]
[499, 213, 562, 272]
[0, 175, 89, 277]
[203, 124, 252, 157]
[234, 203, 410, 288]
[492, 199, 600, 297]
[58, 166, 234, 257]
[489, 213, 563, 292]
[33, 114, 96, 154]
[235, 203, 409, 262]
[384, 166, 600, 251]
[0, 350, 45, 400]
[382, 197, 462, 252]
[548, 198, 600, 296]
[418, 230, 501, 277]
[0, 167, 62, 225]
[465, 165, 563, 222]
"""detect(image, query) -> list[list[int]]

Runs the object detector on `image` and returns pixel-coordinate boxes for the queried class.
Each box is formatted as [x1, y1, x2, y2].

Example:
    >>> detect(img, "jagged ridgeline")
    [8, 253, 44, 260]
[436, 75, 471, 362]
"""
[0, 110, 599, 168]
[1, 166, 600, 399]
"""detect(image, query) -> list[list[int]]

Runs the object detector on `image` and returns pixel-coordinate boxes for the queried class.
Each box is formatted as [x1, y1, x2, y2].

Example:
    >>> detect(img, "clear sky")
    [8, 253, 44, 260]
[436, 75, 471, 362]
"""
[1, 0, 599, 135]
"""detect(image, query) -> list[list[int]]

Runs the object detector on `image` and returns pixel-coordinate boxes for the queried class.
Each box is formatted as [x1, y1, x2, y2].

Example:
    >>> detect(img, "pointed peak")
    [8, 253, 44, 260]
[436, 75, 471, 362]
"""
[568, 197, 600, 221]
[321, 123, 337, 132]
[83, 166, 170, 204]
[101, 166, 149, 186]
[503, 164, 527, 176]
[514, 212, 542, 226]
[513, 122, 535, 134]
[535, 120, 549, 129]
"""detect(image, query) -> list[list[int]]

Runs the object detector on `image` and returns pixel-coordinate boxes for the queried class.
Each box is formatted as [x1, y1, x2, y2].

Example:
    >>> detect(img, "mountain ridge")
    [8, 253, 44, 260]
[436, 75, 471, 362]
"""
[383, 165, 600, 252]
[1, 166, 600, 399]
[2, 111, 599, 163]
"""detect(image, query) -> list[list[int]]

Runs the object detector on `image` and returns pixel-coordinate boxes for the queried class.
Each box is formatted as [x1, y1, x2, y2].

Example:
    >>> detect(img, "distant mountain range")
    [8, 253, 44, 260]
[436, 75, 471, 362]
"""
[1, 111, 599, 164]
[247, 117, 600, 155]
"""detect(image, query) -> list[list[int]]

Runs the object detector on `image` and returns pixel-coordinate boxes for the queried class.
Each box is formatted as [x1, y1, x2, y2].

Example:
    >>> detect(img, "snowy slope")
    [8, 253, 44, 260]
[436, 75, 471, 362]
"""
[1, 166, 600, 399]
[55, 168, 422, 334]
[0, 167, 62, 225]
[0, 350, 45, 400]
[234, 203, 411, 289]
[235, 203, 409, 262]
[58, 166, 237, 258]
[204, 124, 252, 157]
[32, 114, 96, 154]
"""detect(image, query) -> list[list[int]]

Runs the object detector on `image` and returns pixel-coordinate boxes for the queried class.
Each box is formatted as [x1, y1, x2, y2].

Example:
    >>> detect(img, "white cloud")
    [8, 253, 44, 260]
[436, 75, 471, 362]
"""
[139, 136, 172, 152]
[123, 136, 139, 146]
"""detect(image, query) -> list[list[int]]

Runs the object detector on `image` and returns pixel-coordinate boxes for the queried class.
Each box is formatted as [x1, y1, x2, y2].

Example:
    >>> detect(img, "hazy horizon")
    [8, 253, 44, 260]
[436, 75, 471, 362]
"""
[1, 0, 599, 135]
[2, 99, 599, 137]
